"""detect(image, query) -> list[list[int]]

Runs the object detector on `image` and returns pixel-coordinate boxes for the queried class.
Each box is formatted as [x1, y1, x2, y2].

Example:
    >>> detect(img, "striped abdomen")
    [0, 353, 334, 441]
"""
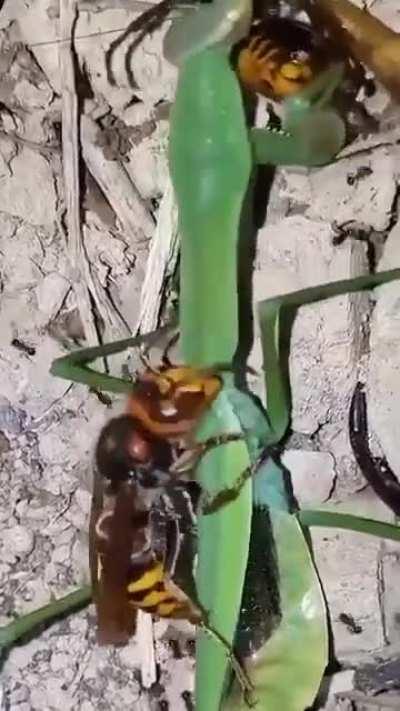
[127, 558, 201, 623]
[92, 479, 201, 644]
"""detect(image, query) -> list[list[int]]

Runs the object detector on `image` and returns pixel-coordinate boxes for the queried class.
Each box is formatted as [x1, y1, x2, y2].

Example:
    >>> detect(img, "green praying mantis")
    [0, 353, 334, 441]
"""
[2, 0, 400, 709]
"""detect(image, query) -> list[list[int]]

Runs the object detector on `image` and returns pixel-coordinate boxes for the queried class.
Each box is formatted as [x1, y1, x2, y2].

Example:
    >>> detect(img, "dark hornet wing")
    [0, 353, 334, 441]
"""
[90, 476, 140, 644]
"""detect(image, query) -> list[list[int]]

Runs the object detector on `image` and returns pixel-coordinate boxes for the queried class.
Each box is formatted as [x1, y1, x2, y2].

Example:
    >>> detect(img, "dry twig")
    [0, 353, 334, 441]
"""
[59, 0, 99, 346]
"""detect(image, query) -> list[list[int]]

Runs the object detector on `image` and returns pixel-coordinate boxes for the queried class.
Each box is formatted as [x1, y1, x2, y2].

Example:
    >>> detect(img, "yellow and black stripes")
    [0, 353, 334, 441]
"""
[126, 486, 201, 623]
[127, 560, 198, 620]
[128, 560, 173, 612]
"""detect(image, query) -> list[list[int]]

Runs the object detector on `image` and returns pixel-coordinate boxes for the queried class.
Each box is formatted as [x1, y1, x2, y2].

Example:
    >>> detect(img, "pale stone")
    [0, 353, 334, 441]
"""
[0, 149, 57, 225]
[17, 579, 52, 614]
[1, 525, 34, 557]
[50, 543, 70, 564]
[35, 274, 70, 321]
[80, 702, 95, 711]
[117, 640, 142, 670]
[70, 537, 90, 580]
[381, 553, 400, 644]
[13, 78, 53, 110]
[50, 652, 71, 673]
[312, 523, 384, 657]
[318, 670, 355, 711]
[16, 0, 60, 93]
[282, 450, 335, 506]
[7, 640, 45, 670]
[7, 684, 30, 705]
[74, 488, 92, 517]
[306, 147, 400, 232]
[253, 216, 368, 468]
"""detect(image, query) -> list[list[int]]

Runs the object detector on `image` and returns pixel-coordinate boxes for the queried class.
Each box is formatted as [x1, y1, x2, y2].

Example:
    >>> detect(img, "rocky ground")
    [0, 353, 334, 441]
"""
[1, 0, 400, 709]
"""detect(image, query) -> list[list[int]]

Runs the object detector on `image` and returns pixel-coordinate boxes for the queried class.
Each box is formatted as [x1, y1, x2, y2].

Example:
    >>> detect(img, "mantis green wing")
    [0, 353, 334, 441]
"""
[224, 269, 400, 709]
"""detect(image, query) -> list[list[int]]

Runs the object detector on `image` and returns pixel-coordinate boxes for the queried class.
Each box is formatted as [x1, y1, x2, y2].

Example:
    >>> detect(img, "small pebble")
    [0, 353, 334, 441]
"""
[1, 525, 35, 557]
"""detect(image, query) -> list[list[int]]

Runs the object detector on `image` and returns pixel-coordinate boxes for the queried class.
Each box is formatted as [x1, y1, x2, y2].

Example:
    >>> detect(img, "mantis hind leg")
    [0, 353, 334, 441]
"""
[50, 323, 177, 393]
[286, 63, 345, 111]
[200, 445, 280, 514]
[251, 64, 346, 167]
[198, 617, 255, 705]
[204, 270, 400, 514]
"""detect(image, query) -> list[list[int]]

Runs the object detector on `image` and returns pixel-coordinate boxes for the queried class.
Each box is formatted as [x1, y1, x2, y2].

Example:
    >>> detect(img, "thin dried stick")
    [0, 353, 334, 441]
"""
[59, 0, 99, 346]
[79, 0, 160, 10]
[137, 176, 180, 333]
[81, 115, 154, 240]
[59, 3, 134, 364]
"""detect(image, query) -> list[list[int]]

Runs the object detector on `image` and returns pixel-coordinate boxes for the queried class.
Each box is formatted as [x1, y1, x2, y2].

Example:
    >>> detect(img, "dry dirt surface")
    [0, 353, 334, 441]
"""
[1, 1, 400, 710]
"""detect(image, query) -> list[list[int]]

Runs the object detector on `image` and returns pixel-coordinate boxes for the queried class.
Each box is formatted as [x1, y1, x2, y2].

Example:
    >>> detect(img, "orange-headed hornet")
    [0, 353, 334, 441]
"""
[91, 362, 239, 644]
[90, 358, 271, 702]
[105, 4, 337, 102]
[95, 363, 224, 489]
[105, 0, 379, 107]
[233, 16, 335, 100]
[233, 12, 378, 142]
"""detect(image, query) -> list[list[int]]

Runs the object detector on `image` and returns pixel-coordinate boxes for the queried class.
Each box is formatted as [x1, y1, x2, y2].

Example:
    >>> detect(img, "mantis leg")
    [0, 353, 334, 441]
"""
[198, 268, 400, 513]
[50, 323, 176, 393]
[198, 620, 255, 704]
[169, 433, 246, 475]
[0, 587, 91, 656]
[285, 62, 345, 109]
[138, 328, 180, 371]
[225, 271, 400, 710]
[201, 446, 279, 514]
[251, 64, 346, 167]
[258, 268, 400, 445]
[298, 510, 400, 541]
[163, 0, 252, 66]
